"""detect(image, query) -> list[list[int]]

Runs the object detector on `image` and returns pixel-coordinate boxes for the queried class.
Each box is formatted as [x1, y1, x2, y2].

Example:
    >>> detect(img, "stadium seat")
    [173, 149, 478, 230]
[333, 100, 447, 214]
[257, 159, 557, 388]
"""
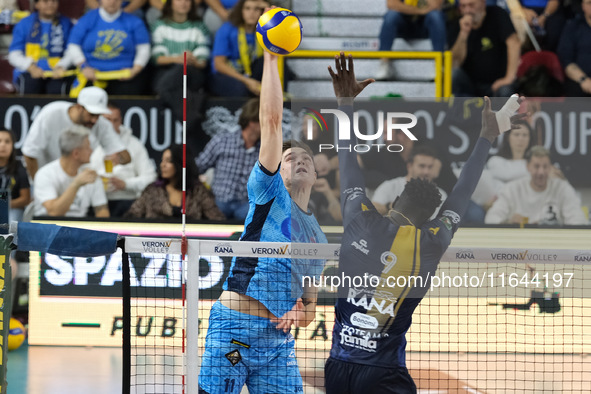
[517, 50, 565, 83]
[289, 0, 441, 98]
[0, 55, 15, 93]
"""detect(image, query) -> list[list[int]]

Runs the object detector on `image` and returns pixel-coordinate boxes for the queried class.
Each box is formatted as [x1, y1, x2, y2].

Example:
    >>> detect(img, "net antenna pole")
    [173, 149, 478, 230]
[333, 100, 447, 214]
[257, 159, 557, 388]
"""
[181, 51, 189, 394]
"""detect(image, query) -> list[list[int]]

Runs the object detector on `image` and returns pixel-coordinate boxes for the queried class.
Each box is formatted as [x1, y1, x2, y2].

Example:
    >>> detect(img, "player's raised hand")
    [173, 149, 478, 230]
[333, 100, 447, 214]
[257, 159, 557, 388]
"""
[480, 95, 527, 143]
[328, 52, 374, 103]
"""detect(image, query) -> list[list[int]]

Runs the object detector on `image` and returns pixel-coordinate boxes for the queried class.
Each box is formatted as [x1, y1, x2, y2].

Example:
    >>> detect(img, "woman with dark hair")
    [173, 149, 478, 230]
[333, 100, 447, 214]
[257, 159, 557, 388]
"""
[487, 119, 534, 181]
[125, 145, 225, 220]
[208, 0, 268, 96]
[0, 128, 31, 221]
[471, 119, 534, 214]
[151, 0, 210, 132]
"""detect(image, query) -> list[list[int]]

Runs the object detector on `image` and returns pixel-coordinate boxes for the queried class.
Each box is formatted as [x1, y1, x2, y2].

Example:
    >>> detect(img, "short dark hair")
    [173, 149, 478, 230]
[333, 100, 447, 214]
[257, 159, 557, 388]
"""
[398, 178, 442, 219]
[282, 140, 314, 158]
[407, 145, 438, 164]
[162, 0, 200, 21]
[238, 98, 260, 129]
[497, 120, 534, 159]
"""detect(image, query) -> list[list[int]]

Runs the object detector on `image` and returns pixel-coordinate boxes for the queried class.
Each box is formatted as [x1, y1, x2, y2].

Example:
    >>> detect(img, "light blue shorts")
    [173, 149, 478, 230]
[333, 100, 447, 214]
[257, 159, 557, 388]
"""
[199, 302, 303, 394]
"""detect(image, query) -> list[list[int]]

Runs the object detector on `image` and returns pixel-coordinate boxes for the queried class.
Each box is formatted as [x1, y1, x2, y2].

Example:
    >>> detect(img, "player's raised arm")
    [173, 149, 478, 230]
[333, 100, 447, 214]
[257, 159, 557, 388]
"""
[258, 51, 284, 172]
[328, 53, 374, 224]
[439, 96, 526, 225]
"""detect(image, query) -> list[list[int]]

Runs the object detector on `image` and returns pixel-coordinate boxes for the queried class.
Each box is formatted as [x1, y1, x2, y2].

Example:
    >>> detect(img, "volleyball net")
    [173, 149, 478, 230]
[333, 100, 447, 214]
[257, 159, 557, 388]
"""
[120, 236, 591, 394]
[9, 222, 591, 393]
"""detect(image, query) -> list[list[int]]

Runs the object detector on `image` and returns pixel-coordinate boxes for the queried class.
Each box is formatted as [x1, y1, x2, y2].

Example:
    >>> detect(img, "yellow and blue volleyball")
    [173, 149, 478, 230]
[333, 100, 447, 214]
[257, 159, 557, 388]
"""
[256, 8, 303, 56]
[8, 317, 26, 351]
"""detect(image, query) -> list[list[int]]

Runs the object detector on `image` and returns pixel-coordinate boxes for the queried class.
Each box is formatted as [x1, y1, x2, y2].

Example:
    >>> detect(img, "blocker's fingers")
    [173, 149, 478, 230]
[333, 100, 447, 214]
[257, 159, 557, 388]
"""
[360, 78, 375, 89]
[334, 55, 341, 74]
[340, 52, 347, 71]
[348, 54, 354, 75]
[510, 112, 528, 122]
[328, 66, 337, 80]
[483, 96, 491, 112]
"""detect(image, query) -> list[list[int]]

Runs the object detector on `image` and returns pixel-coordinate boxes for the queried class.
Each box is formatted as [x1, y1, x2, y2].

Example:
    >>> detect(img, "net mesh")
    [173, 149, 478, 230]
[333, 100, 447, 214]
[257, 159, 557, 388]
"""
[127, 252, 184, 394]
[123, 238, 591, 393]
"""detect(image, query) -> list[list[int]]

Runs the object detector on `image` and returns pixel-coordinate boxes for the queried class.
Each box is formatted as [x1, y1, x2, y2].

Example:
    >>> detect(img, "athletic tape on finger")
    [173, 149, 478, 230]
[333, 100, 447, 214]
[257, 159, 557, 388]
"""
[495, 94, 520, 133]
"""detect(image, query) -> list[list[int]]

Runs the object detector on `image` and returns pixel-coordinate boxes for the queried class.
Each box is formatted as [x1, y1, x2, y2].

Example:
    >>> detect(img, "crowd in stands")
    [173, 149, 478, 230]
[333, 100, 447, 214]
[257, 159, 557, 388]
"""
[0, 0, 588, 227]
[1, 0, 590, 97]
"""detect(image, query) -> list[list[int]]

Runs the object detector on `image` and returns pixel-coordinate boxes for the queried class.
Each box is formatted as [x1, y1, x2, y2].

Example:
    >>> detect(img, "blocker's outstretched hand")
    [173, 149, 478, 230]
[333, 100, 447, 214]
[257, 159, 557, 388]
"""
[480, 95, 527, 143]
[328, 52, 374, 104]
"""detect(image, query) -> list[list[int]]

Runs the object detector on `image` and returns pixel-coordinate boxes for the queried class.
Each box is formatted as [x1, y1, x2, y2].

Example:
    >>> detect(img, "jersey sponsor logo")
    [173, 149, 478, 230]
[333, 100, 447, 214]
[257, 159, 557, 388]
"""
[351, 239, 370, 255]
[350, 312, 379, 329]
[348, 287, 398, 303]
[347, 288, 396, 317]
[339, 324, 378, 352]
[442, 210, 461, 224]
[456, 249, 475, 260]
[344, 187, 364, 202]
[429, 227, 440, 235]
[347, 191, 364, 201]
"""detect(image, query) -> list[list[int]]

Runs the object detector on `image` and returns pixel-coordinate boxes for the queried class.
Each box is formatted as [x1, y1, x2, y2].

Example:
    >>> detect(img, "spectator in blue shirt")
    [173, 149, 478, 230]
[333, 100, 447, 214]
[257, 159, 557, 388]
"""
[8, 0, 73, 94]
[557, 0, 591, 97]
[195, 98, 260, 220]
[518, 0, 565, 51]
[208, 0, 268, 97]
[58, 0, 151, 96]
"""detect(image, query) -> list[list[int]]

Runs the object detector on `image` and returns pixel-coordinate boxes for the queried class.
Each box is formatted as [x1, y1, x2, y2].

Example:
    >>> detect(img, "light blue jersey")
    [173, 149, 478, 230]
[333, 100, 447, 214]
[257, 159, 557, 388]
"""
[224, 162, 327, 317]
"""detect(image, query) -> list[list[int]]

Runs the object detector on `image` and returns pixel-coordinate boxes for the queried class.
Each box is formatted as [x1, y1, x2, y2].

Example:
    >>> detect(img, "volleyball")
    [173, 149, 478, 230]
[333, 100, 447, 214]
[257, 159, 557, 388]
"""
[8, 317, 26, 351]
[256, 8, 303, 55]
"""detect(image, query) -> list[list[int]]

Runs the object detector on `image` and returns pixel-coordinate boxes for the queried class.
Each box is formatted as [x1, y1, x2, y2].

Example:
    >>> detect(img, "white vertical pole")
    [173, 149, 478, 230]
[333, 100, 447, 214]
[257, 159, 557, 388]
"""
[186, 239, 200, 393]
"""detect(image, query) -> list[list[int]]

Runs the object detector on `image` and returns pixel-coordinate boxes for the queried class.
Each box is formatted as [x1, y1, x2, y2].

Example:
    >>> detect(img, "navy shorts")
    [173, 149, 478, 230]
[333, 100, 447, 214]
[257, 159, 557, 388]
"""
[325, 357, 416, 394]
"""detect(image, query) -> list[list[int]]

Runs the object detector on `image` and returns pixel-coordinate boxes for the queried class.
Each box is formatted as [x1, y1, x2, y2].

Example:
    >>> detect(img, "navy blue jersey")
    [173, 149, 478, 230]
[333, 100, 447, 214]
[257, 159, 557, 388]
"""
[224, 162, 327, 317]
[330, 105, 491, 368]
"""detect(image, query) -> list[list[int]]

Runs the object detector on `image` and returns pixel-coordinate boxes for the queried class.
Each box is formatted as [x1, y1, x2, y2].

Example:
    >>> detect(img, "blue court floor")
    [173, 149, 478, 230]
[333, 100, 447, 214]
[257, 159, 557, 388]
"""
[7, 341, 122, 394]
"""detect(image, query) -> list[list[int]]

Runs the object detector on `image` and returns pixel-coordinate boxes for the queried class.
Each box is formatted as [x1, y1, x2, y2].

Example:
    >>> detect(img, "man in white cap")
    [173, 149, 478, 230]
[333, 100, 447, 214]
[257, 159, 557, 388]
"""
[22, 86, 131, 178]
